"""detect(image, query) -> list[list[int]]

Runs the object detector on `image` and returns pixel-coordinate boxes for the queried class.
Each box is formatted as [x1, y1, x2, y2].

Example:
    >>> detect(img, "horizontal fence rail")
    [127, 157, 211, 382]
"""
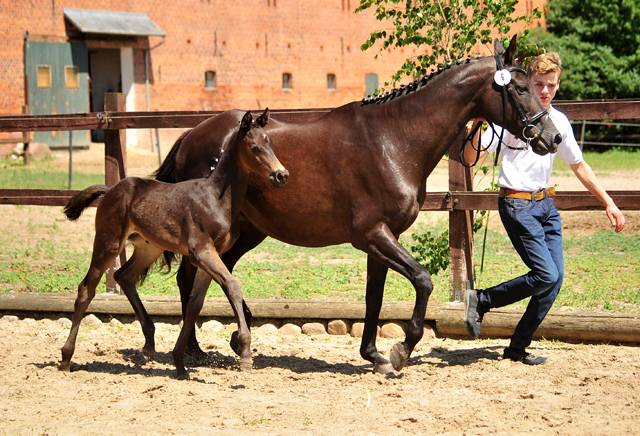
[1, 96, 639, 300]
[2, 189, 639, 211]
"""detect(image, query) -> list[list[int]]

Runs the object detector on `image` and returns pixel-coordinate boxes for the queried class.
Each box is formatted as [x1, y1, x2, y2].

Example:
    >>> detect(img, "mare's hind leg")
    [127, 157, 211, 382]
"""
[353, 224, 433, 373]
[361, 255, 393, 374]
[59, 245, 123, 371]
[178, 219, 267, 358]
[114, 235, 164, 362]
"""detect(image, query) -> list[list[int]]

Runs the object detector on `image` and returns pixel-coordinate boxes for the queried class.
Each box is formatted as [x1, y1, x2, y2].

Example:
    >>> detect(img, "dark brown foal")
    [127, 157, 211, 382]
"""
[59, 109, 288, 379]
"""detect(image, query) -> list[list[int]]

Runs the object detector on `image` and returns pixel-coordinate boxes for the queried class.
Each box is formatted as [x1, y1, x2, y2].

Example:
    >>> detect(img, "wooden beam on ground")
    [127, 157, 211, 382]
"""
[2, 293, 639, 343]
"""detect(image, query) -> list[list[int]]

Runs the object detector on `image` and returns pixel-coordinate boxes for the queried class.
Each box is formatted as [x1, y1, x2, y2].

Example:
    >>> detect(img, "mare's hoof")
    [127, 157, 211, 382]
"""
[186, 347, 210, 364]
[175, 370, 190, 380]
[373, 362, 395, 375]
[142, 349, 155, 363]
[390, 342, 409, 371]
[239, 357, 253, 372]
[58, 362, 70, 372]
[230, 331, 241, 356]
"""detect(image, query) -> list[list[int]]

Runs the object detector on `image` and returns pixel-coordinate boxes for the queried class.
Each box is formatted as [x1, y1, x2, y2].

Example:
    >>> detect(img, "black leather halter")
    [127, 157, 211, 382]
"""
[461, 54, 550, 167]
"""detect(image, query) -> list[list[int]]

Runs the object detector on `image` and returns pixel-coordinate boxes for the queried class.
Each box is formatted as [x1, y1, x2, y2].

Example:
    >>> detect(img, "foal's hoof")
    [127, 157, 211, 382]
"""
[390, 342, 410, 372]
[230, 331, 241, 356]
[239, 357, 253, 372]
[58, 362, 70, 372]
[373, 362, 395, 375]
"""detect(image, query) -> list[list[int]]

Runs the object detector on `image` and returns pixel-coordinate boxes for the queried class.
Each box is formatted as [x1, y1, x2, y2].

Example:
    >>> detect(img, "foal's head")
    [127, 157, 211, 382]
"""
[236, 109, 289, 187]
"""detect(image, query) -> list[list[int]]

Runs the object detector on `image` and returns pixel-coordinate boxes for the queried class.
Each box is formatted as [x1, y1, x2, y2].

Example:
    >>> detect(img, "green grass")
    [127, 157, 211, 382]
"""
[0, 158, 104, 190]
[0, 151, 638, 314]
[552, 148, 640, 176]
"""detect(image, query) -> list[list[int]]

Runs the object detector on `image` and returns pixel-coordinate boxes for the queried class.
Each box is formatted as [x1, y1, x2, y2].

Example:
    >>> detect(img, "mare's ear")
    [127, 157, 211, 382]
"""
[240, 110, 253, 132]
[257, 107, 270, 127]
[503, 34, 518, 65]
[494, 38, 505, 55]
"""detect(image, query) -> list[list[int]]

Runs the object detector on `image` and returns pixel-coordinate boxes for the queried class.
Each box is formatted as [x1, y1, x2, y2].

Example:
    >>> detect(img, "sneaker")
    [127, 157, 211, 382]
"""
[503, 347, 547, 365]
[464, 289, 486, 338]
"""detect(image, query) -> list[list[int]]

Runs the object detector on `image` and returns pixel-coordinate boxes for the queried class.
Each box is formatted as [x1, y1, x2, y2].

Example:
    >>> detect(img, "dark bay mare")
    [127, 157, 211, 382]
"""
[155, 37, 562, 374]
[59, 110, 288, 379]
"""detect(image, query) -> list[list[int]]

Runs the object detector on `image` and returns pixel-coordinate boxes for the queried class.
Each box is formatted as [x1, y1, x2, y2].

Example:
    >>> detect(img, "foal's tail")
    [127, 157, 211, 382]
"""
[64, 185, 110, 221]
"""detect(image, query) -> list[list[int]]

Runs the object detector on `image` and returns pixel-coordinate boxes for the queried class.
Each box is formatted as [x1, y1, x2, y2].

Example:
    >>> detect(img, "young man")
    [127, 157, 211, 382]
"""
[463, 52, 626, 365]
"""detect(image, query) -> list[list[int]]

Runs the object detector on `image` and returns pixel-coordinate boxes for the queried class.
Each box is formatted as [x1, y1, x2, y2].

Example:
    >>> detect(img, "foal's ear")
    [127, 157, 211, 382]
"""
[256, 107, 270, 127]
[240, 110, 253, 132]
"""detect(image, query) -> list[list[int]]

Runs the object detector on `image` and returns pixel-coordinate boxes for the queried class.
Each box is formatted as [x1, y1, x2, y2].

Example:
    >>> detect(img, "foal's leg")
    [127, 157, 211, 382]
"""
[354, 224, 433, 373]
[114, 236, 164, 362]
[59, 240, 123, 371]
[177, 257, 209, 361]
[173, 248, 252, 379]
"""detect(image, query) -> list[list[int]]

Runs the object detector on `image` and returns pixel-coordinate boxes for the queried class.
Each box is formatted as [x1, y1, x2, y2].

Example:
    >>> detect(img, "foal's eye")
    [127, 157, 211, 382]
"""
[250, 145, 260, 154]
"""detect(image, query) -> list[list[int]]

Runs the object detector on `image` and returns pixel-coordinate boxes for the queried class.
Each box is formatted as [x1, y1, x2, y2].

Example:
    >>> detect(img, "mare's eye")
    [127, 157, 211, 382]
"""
[250, 145, 260, 154]
[516, 85, 528, 94]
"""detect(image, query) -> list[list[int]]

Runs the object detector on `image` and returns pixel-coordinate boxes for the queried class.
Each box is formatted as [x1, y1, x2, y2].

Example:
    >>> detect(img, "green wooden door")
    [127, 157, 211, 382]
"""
[24, 40, 90, 147]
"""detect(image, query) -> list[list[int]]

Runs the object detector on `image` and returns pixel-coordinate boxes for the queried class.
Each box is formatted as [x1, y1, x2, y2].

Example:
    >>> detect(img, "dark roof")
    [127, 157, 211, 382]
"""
[63, 8, 166, 37]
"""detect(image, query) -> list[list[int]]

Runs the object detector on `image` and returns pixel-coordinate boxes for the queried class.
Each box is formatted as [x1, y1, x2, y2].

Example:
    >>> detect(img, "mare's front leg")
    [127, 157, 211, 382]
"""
[354, 224, 433, 373]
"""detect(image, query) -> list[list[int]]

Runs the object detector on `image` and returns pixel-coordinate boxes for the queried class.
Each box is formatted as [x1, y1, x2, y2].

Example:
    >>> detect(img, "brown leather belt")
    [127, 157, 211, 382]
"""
[499, 187, 555, 201]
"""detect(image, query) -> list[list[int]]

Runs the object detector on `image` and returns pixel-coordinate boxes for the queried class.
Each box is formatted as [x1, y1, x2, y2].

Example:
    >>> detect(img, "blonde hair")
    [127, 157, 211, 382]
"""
[527, 52, 563, 78]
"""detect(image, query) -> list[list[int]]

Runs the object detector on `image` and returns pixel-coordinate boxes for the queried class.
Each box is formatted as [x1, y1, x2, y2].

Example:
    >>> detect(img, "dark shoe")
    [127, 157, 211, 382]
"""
[503, 347, 547, 365]
[465, 289, 486, 338]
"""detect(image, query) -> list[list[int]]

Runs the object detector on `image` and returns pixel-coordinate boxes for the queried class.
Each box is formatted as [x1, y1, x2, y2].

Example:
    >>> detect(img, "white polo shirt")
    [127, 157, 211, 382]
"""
[481, 106, 583, 192]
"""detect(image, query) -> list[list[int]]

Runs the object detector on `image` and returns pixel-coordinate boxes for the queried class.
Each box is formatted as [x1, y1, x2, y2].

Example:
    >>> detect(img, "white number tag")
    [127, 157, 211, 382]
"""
[494, 69, 512, 86]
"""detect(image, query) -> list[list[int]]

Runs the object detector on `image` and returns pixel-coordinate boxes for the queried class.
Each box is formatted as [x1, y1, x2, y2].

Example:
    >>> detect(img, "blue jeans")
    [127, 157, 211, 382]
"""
[478, 195, 564, 349]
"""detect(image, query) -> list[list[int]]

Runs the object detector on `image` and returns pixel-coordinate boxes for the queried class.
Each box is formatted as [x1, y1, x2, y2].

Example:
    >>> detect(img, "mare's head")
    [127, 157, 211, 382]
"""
[236, 109, 289, 187]
[481, 35, 562, 155]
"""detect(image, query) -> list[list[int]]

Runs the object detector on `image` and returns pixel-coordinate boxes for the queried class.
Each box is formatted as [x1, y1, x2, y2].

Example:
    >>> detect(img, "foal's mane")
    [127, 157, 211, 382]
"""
[360, 55, 487, 106]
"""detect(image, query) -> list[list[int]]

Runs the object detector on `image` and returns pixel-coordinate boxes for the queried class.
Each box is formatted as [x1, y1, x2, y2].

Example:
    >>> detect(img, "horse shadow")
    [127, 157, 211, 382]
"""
[407, 343, 503, 368]
[33, 343, 503, 382]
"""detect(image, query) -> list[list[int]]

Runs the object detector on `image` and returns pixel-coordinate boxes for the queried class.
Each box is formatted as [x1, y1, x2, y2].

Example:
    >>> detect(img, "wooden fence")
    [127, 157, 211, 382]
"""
[1, 94, 639, 299]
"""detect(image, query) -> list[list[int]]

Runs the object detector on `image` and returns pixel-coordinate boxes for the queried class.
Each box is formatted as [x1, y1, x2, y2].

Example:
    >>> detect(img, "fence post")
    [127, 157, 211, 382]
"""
[448, 129, 475, 302]
[104, 93, 127, 294]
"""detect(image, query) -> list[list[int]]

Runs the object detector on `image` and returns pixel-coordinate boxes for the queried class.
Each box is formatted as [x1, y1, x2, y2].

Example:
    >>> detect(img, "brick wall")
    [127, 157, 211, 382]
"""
[1, 0, 547, 142]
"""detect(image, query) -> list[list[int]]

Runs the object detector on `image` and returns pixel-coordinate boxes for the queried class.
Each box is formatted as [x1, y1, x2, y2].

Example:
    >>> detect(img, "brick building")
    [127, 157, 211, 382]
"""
[0, 0, 546, 148]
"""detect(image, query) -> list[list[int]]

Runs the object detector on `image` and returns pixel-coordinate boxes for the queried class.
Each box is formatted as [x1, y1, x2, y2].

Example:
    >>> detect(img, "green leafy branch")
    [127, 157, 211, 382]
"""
[356, 0, 542, 88]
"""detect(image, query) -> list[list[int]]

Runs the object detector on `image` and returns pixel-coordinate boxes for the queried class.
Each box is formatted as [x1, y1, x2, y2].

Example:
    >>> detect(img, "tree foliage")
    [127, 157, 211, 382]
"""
[355, 0, 542, 88]
[533, 0, 640, 99]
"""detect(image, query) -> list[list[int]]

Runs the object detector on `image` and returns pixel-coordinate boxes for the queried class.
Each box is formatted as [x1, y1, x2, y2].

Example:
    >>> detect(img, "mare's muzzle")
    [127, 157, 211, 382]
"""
[269, 169, 289, 187]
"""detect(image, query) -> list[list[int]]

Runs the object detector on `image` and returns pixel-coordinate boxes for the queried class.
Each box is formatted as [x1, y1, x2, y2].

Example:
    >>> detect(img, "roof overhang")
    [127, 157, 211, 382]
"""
[63, 8, 166, 37]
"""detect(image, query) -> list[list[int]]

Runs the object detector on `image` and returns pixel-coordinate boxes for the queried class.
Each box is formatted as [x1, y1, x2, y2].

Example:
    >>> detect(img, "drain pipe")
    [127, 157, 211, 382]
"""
[145, 36, 166, 157]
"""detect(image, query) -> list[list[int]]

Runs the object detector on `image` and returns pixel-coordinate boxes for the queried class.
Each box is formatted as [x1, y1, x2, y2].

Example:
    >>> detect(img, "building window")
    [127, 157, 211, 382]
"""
[365, 73, 379, 97]
[37, 65, 51, 89]
[327, 73, 336, 90]
[65, 66, 80, 89]
[205, 71, 216, 89]
[282, 73, 292, 89]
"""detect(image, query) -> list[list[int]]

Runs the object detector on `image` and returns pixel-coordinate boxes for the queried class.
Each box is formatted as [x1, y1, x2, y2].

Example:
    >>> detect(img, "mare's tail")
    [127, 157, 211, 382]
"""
[64, 185, 110, 221]
[144, 129, 192, 278]
[152, 129, 191, 183]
